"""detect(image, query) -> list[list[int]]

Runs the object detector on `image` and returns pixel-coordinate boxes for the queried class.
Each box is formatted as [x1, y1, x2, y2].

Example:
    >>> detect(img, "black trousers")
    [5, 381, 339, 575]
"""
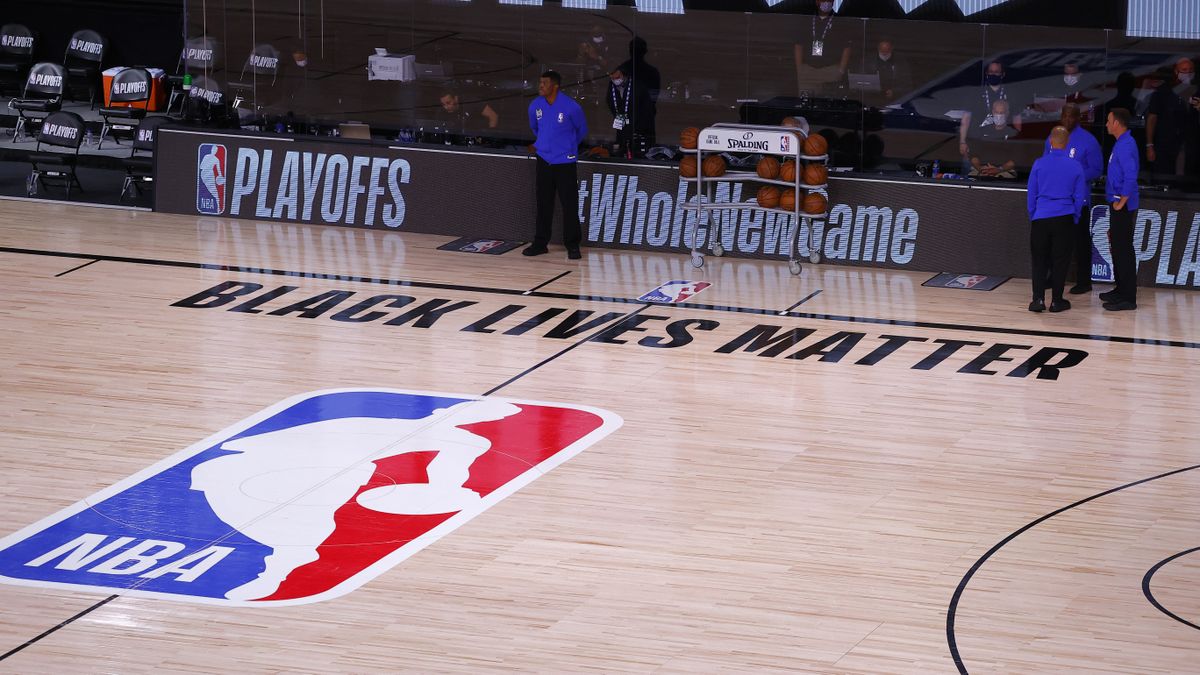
[1109, 205, 1137, 302]
[1031, 214, 1074, 300]
[1070, 203, 1092, 284]
[534, 157, 581, 249]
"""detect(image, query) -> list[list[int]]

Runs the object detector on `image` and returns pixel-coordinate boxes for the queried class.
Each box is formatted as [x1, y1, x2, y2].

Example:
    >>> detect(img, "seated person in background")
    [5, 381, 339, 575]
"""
[871, 39, 911, 103]
[438, 90, 499, 133]
[960, 60, 1022, 159]
[969, 99, 1018, 178]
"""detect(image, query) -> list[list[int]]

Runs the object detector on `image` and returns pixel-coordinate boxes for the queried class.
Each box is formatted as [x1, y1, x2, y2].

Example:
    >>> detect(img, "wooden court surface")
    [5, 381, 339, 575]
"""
[1, 199, 1198, 673]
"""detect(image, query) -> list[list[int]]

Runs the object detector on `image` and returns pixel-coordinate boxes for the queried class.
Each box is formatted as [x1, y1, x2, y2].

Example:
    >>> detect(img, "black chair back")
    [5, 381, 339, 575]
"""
[109, 67, 151, 103]
[188, 75, 223, 105]
[23, 62, 66, 98]
[36, 111, 86, 150]
[1, 24, 35, 59]
[244, 44, 280, 78]
[181, 36, 219, 71]
[65, 30, 106, 65]
[133, 116, 168, 153]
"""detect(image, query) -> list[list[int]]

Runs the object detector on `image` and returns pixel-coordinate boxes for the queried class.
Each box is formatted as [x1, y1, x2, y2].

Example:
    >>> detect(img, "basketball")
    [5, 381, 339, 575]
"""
[756, 156, 780, 179]
[679, 126, 700, 149]
[587, 146, 611, 158]
[702, 154, 727, 177]
[756, 186, 781, 209]
[680, 155, 698, 178]
[780, 160, 797, 183]
[803, 133, 828, 156]
[802, 163, 828, 186]
[780, 188, 796, 211]
[803, 192, 828, 215]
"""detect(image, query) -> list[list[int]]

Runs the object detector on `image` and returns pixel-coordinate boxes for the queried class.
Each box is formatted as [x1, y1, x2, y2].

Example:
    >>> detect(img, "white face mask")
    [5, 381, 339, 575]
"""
[1180, 73, 1195, 85]
[1064, 74, 1080, 87]
[878, 52, 891, 62]
[819, 2, 834, 12]
[612, 78, 624, 87]
[592, 36, 604, 44]
[295, 59, 307, 67]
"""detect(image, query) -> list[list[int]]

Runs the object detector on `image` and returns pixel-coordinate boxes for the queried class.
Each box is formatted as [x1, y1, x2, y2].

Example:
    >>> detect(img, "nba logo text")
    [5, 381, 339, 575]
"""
[196, 143, 227, 215]
[638, 280, 712, 304]
[0, 389, 621, 606]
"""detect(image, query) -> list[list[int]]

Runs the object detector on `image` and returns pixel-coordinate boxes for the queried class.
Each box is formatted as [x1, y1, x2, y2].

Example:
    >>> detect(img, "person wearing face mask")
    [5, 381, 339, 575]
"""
[606, 66, 654, 158]
[794, 1, 851, 94]
[870, 38, 911, 104]
[1042, 103, 1102, 294]
[959, 60, 1022, 161]
[968, 99, 1018, 179]
[1145, 57, 1198, 177]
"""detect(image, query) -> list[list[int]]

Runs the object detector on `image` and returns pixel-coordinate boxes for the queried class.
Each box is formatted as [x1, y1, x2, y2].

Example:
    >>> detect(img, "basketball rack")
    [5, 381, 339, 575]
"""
[679, 122, 828, 276]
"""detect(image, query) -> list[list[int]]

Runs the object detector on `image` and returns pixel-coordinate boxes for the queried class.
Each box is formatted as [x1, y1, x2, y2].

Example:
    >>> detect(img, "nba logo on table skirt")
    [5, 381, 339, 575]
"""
[0, 389, 621, 606]
[196, 143, 227, 215]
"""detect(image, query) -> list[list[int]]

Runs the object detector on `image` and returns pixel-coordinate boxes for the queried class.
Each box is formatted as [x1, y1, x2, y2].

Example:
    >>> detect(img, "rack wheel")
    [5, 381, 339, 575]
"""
[788, 260, 802, 276]
[691, 253, 705, 268]
[809, 251, 821, 264]
[712, 241, 725, 257]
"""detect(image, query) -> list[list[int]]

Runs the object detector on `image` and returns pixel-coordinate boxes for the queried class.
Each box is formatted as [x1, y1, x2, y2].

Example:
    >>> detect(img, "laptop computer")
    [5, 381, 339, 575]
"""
[848, 72, 881, 92]
[338, 123, 371, 139]
[416, 62, 452, 79]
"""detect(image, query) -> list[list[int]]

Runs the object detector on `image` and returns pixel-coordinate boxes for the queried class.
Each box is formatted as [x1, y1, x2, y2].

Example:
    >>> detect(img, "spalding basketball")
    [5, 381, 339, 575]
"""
[757, 186, 781, 209]
[756, 156, 780, 179]
[780, 188, 796, 211]
[803, 133, 828, 156]
[702, 154, 727, 177]
[802, 163, 828, 186]
[680, 126, 700, 149]
[780, 160, 797, 183]
[803, 192, 828, 215]
[680, 155, 698, 178]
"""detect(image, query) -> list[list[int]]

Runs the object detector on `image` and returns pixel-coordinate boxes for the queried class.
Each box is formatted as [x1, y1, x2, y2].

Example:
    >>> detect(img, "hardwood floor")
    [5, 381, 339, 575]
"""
[0, 199, 1197, 673]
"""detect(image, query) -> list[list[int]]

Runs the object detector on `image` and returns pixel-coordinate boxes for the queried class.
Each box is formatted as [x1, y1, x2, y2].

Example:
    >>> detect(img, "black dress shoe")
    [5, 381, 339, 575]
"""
[567, 248, 582, 260]
[1098, 290, 1120, 302]
[1049, 298, 1071, 313]
[1103, 300, 1137, 311]
[522, 245, 549, 257]
[1028, 298, 1046, 312]
[1069, 283, 1092, 295]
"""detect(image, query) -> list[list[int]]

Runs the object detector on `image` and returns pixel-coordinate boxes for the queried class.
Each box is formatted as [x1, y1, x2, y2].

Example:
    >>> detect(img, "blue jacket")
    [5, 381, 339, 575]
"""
[529, 94, 588, 165]
[1027, 149, 1088, 222]
[1043, 125, 1102, 184]
[1105, 131, 1139, 211]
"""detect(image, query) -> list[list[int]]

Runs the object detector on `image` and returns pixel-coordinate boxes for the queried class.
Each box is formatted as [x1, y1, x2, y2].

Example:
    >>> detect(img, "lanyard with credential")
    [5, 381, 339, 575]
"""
[611, 82, 631, 119]
[811, 15, 833, 56]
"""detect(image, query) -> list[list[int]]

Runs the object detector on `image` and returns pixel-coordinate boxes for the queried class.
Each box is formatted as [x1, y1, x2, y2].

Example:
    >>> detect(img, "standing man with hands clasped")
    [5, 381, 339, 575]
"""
[1027, 126, 1088, 313]
[1102, 108, 1140, 311]
[525, 70, 588, 260]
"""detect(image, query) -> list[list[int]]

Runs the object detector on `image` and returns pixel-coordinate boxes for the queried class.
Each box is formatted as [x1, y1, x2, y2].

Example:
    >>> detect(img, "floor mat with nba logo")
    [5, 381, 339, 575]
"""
[437, 237, 525, 255]
[922, 273, 1010, 291]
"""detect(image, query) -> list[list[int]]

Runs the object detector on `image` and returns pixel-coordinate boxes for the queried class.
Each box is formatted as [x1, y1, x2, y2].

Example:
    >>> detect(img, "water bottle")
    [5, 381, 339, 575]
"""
[182, 73, 192, 91]
[84, 128, 94, 146]
[932, 159, 940, 178]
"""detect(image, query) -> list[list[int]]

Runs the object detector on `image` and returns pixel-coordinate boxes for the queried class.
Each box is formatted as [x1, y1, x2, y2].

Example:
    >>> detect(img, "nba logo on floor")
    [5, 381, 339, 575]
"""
[0, 389, 621, 606]
[196, 143, 226, 215]
[638, 280, 712, 304]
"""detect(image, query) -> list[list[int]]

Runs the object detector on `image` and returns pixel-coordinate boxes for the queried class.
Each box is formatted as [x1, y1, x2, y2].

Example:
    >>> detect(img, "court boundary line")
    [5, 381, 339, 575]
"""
[946, 463, 1200, 674]
[4, 244, 1200, 350]
[0, 594, 118, 661]
[1141, 545, 1200, 632]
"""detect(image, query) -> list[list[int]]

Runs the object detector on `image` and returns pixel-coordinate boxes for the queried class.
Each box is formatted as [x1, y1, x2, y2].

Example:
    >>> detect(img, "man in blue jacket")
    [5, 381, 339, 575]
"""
[1102, 108, 1140, 311]
[1027, 126, 1088, 313]
[525, 70, 589, 260]
[1043, 103, 1102, 294]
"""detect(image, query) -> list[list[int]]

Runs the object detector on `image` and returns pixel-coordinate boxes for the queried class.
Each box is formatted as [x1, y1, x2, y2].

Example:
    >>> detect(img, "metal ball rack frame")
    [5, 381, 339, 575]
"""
[679, 122, 829, 276]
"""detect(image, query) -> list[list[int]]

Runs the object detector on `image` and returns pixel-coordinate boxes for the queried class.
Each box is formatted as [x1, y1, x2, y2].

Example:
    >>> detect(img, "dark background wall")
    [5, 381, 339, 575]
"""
[6, 0, 184, 70]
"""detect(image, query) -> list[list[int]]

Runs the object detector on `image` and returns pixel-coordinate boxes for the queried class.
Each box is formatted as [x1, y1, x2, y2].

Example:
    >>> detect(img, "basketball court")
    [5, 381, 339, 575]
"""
[1, 198, 1198, 672]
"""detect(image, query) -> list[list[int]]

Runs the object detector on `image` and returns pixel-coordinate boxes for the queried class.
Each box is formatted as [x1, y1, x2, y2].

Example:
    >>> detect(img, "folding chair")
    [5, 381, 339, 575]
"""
[99, 67, 150, 149]
[8, 62, 65, 142]
[63, 29, 106, 108]
[228, 44, 280, 114]
[120, 116, 167, 200]
[27, 110, 86, 198]
[0, 24, 35, 97]
[169, 36, 219, 115]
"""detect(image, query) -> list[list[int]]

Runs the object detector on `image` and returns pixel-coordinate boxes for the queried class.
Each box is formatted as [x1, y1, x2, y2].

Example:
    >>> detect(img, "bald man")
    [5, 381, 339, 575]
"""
[1026, 125, 1088, 313]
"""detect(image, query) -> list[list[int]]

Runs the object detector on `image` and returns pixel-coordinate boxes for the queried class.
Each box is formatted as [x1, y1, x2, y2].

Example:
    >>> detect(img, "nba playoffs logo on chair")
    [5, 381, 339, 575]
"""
[196, 143, 227, 215]
[0, 389, 621, 605]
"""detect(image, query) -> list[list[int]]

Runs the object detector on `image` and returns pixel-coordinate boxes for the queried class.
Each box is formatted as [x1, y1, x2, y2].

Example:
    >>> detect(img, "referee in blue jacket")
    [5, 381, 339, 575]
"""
[1102, 108, 1140, 311]
[525, 70, 589, 260]
[1042, 103, 1102, 294]
[1027, 126, 1088, 313]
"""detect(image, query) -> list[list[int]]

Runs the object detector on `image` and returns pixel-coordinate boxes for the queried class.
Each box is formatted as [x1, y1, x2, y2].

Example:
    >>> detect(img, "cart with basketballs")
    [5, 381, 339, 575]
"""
[677, 123, 829, 275]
